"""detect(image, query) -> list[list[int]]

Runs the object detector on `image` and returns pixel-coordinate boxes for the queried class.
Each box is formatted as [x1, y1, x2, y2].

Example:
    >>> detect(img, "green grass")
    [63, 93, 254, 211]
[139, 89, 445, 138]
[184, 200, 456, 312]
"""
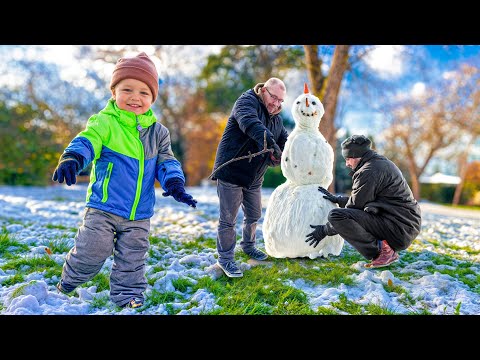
[194, 265, 316, 315]
[425, 238, 480, 256]
[1, 272, 25, 286]
[393, 249, 480, 292]
[44, 224, 78, 233]
[439, 203, 480, 211]
[145, 289, 182, 314]
[88, 295, 111, 310]
[83, 272, 111, 292]
[40, 238, 72, 254]
[171, 277, 195, 292]
[1, 221, 478, 315]
[0, 254, 62, 286]
[330, 293, 398, 315]
[181, 236, 217, 251]
[9, 281, 35, 299]
[0, 232, 30, 257]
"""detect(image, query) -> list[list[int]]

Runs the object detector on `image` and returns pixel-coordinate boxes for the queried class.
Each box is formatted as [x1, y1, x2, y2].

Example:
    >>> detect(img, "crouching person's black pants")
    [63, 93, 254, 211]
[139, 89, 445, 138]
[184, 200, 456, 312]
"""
[327, 208, 411, 260]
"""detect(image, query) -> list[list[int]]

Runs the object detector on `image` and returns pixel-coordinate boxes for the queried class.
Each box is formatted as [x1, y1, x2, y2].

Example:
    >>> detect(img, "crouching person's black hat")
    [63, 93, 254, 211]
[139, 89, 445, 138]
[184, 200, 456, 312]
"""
[341, 135, 372, 159]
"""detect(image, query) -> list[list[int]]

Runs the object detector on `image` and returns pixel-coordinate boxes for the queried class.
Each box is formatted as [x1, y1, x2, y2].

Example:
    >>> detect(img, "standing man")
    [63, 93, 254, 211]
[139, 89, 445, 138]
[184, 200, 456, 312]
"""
[305, 135, 421, 269]
[212, 78, 288, 277]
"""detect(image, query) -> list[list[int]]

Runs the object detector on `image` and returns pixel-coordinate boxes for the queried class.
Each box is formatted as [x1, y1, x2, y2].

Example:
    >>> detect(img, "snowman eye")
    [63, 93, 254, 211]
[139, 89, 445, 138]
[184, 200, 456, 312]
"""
[296, 101, 300, 104]
[312, 101, 316, 105]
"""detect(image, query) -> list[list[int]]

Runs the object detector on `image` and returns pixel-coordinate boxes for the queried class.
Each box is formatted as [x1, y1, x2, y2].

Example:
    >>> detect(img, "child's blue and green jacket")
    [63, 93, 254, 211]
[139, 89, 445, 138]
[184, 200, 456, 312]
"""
[62, 99, 185, 220]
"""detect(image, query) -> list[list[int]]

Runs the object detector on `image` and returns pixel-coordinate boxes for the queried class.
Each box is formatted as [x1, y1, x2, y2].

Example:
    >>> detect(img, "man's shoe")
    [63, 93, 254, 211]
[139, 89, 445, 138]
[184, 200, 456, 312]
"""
[365, 240, 399, 269]
[217, 261, 243, 278]
[244, 247, 268, 261]
[123, 298, 144, 309]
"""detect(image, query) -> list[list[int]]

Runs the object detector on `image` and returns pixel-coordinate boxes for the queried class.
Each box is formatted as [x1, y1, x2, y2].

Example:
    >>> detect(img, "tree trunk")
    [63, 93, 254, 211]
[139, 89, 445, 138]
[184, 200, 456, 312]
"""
[452, 151, 468, 205]
[320, 45, 351, 192]
[321, 45, 350, 148]
[404, 144, 421, 200]
[303, 45, 324, 96]
[410, 173, 421, 201]
[303, 45, 351, 192]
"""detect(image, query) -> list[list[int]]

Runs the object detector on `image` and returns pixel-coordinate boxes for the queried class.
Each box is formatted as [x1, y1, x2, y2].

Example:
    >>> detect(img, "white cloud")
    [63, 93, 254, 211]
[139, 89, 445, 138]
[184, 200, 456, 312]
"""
[442, 70, 457, 80]
[364, 45, 406, 78]
[411, 82, 426, 97]
[342, 110, 384, 135]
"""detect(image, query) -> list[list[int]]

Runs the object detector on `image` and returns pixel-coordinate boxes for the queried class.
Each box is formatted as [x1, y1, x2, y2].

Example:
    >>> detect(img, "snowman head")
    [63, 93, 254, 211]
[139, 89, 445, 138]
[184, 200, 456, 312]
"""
[291, 83, 325, 130]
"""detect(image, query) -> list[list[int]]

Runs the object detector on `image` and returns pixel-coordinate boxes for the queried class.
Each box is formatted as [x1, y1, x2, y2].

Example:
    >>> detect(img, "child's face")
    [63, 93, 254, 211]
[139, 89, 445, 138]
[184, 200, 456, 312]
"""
[111, 78, 153, 115]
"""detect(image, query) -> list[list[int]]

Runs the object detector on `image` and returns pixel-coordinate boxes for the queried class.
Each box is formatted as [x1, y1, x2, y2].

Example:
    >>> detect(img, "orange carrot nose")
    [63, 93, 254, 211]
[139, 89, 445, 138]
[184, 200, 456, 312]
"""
[304, 83, 309, 94]
[306, 98, 309, 107]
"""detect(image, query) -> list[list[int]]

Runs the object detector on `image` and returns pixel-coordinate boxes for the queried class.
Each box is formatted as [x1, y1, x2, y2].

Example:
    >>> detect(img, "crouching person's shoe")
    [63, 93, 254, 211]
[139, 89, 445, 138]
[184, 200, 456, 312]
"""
[364, 240, 399, 269]
[123, 298, 144, 309]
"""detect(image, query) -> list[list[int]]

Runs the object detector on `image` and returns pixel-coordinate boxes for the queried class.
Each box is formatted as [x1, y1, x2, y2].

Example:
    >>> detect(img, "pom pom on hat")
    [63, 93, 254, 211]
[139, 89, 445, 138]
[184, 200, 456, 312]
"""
[110, 52, 159, 103]
[341, 135, 372, 159]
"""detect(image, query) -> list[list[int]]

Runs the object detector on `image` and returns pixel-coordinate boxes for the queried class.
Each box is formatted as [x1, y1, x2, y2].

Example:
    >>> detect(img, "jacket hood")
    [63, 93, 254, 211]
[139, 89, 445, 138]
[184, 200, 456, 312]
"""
[101, 99, 157, 128]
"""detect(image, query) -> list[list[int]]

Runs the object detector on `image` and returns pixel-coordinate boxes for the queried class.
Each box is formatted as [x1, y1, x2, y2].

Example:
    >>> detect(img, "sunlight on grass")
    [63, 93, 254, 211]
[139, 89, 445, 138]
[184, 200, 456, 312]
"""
[88, 294, 111, 310]
[0, 273, 25, 287]
[10, 280, 36, 299]
[40, 238, 72, 254]
[0, 232, 30, 257]
[171, 277, 194, 292]
[331, 293, 398, 315]
[84, 272, 110, 292]
[1, 255, 61, 278]
[145, 289, 182, 314]
[195, 266, 315, 315]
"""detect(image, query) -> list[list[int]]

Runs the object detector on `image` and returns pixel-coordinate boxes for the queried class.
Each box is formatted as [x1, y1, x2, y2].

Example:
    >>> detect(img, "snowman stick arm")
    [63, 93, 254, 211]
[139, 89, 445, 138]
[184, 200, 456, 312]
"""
[208, 131, 273, 180]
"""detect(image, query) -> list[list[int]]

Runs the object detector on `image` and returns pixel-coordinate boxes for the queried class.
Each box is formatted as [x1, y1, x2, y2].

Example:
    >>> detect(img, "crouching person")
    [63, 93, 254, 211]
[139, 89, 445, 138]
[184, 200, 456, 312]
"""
[305, 135, 421, 268]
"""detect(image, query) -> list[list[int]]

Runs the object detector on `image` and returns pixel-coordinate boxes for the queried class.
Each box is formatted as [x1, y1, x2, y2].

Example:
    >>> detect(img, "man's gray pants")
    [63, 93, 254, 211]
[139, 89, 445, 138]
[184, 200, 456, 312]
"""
[216, 179, 262, 265]
[60, 207, 150, 307]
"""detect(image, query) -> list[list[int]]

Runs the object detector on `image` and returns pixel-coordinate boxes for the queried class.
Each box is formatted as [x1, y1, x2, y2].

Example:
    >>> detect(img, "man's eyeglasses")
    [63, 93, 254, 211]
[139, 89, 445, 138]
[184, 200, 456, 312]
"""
[265, 87, 284, 104]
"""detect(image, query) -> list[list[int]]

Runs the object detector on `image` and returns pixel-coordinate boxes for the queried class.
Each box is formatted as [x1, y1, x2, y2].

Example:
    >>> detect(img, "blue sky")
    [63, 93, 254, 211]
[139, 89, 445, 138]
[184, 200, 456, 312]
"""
[339, 45, 480, 136]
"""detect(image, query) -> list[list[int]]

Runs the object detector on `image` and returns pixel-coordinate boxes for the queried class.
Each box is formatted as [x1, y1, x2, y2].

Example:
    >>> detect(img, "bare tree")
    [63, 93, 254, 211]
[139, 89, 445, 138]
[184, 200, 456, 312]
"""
[382, 63, 480, 201]
[449, 64, 480, 204]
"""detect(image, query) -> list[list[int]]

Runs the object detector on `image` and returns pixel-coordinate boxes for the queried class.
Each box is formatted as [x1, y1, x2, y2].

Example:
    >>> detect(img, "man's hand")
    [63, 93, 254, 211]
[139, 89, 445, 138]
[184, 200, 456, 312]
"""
[52, 159, 79, 186]
[318, 187, 348, 208]
[305, 224, 328, 248]
[270, 143, 282, 166]
[162, 180, 197, 208]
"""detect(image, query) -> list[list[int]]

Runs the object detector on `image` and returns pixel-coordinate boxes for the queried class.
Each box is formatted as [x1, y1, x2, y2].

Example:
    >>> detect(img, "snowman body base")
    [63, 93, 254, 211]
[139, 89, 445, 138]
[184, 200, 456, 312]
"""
[263, 182, 344, 259]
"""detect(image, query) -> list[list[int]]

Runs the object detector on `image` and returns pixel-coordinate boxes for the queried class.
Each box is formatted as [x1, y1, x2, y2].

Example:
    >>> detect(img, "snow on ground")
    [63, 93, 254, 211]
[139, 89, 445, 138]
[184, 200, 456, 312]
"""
[0, 184, 479, 315]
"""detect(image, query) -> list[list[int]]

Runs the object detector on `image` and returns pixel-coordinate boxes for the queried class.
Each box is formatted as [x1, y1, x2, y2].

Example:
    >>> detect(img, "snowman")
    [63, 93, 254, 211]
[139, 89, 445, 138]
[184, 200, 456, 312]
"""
[263, 83, 344, 258]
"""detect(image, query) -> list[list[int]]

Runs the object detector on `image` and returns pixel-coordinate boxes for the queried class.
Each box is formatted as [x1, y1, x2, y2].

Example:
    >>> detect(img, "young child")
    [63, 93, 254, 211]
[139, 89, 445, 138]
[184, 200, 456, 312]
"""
[52, 52, 197, 309]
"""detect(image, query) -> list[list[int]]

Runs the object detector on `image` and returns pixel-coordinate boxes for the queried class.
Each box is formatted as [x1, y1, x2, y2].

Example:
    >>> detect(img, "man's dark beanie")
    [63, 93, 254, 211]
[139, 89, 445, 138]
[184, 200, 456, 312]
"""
[341, 135, 372, 159]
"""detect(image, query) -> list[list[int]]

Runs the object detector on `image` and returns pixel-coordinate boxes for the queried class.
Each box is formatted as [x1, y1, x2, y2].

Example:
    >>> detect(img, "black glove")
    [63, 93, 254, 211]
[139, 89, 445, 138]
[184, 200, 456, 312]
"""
[364, 206, 379, 214]
[318, 186, 348, 208]
[305, 225, 328, 248]
[162, 179, 197, 208]
[52, 158, 79, 186]
[269, 143, 282, 166]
